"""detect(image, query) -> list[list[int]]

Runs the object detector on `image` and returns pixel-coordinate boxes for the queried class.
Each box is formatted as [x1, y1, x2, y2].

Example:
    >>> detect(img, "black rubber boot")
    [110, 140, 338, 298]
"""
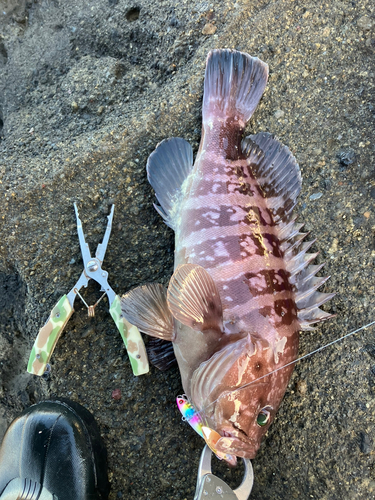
[0, 399, 110, 500]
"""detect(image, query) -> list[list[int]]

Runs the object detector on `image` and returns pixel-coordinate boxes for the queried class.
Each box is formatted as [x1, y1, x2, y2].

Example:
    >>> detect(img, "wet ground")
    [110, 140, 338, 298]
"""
[0, 0, 374, 498]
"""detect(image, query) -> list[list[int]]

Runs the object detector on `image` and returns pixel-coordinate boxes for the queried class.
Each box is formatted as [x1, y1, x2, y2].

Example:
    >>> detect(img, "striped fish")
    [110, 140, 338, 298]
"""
[121, 49, 334, 463]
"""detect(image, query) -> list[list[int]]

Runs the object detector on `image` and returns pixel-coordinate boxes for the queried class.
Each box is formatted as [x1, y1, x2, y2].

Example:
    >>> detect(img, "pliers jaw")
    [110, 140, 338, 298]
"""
[194, 446, 254, 500]
[72, 203, 117, 308]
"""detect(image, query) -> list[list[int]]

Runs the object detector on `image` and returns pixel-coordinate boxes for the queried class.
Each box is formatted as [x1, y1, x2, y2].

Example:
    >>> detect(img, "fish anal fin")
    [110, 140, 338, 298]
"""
[146, 338, 177, 371]
[121, 284, 175, 341]
[146, 137, 193, 229]
[167, 264, 223, 332]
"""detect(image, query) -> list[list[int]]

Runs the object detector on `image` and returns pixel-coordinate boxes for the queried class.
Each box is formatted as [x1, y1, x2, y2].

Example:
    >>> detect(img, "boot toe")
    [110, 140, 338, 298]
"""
[0, 399, 109, 500]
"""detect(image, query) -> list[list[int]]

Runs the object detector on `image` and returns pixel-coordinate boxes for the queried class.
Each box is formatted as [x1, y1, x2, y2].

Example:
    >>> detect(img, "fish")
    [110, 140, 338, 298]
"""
[120, 48, 334, 464]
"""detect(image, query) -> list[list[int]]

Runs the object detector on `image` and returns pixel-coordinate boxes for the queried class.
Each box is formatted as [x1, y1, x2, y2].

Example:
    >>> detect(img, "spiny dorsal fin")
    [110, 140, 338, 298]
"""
[241, 133, 334, 330]
[146, 338, 177, 371]
[203, 49, 269, 123]
[146, 137, 194, 229]
[277, 218, 335, 330]
[121, 284, 175, 341]
[241, 132, 302, 223]
[298, 307, 335, 330]
[167, 264, 223, 332]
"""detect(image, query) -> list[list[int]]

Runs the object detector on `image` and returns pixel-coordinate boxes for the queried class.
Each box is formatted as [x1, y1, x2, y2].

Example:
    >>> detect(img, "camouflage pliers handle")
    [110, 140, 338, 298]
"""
[109, 294, 149, 375]
[27, 295, 74, 376]
[27, 203, 149, 377]
[27, 293, 149, 377]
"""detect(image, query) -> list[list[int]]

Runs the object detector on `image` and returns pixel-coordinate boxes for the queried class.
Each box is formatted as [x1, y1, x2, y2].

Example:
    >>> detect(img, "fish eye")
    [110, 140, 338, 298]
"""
[256, 407, 271, 427]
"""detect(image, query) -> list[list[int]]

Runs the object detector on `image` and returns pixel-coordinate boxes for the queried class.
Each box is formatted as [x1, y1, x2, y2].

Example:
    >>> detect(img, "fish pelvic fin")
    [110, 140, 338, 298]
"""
[167, 264, 223, 332]
[147, 137, 194, 229]
[121, 283, 175, 341]
[146, 337, 177, 371]
[202, 49, 268, 124]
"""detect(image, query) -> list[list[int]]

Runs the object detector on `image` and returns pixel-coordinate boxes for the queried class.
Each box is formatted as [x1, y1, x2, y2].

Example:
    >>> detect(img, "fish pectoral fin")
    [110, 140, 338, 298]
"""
[190, 336, 257, 410]
[146, 337, 177, 371]
[121, 284, 175, 341]
[167, 264, 223, 332]
[147, 137, 194, 229]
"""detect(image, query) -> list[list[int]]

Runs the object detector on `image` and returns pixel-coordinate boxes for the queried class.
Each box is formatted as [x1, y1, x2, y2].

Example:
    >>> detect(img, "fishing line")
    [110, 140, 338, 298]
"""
[198, 319, 375, 417]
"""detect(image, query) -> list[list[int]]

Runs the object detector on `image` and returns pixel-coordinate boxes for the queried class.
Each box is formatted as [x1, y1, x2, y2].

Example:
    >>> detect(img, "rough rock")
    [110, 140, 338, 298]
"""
[0, 0, 374, 499]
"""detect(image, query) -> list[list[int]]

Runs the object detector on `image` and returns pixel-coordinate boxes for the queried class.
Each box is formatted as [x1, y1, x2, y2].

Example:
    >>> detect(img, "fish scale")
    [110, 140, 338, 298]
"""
[120, 49, 334, 464]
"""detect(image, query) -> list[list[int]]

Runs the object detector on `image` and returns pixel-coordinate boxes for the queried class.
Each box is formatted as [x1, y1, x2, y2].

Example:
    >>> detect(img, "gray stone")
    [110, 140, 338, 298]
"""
[0, 0, 374, 499]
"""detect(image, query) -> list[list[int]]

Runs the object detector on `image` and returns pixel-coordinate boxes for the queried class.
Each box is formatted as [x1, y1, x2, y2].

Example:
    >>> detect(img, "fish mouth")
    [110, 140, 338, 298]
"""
[217, 426, 260, 459]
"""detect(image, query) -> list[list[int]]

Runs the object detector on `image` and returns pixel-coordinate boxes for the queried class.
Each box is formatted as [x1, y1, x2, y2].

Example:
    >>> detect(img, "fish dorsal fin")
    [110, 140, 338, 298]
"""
[146, 337, 177, 371]
[191, 335, 257, 411]
[290, 248, 335, 329]
[277, 217, 335, 331]
[279, 223, 335, 330]
[121, 284, 175, 341]
[146, 137, 194, 229]
[241, 132, 302, 223]
[167, 264, 223, 332]
[242, 133, 335, 329]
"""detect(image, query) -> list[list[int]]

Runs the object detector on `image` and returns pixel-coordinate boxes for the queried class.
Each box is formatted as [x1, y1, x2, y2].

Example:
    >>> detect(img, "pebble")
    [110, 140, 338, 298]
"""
[202, 23, 217, 35]
[357, 16, 373, 31]
[337, 149, 356, 166]
[112, 389, 122, 401]
[359, 431, 372, 454]
[81, 327, 95, 339]
[309, 192, 323, 201]
[274, 109, 285, 119]
[296, 380, 308, 396]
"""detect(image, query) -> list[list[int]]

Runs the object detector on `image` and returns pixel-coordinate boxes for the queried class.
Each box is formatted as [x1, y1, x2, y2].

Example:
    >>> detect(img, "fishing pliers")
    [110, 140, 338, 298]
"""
[194, 446, 254, 500]
[27, 203, 149, 377]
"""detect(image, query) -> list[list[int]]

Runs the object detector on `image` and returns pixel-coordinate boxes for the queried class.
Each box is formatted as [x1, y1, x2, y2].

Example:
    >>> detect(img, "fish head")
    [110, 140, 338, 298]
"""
[210, 386, 276, 459]
[191, 334, 296, 461]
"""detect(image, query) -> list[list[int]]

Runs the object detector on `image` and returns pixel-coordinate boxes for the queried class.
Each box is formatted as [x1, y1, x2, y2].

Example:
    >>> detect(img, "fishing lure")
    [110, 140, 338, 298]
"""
[177, 395, 236, 463]
[176, 395, 204, 438]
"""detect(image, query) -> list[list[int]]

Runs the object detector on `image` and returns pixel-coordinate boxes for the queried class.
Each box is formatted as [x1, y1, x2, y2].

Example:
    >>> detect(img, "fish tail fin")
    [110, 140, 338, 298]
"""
[202, 49, 268, 124]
